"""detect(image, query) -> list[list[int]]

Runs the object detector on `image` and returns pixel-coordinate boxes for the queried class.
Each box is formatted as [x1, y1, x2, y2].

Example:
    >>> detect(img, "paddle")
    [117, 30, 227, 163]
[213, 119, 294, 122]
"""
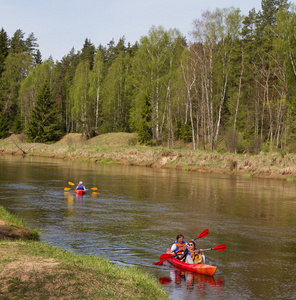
[154, 229, 209, 265]
[64, 187, 71, 191]
[194, 229, 209, 240]
[176, 228, 209, 253]
[155, 254, 174, 265]
[155, 244, 226, 265]
[202, 244, 226, 252]
[70, 181, 98, 191]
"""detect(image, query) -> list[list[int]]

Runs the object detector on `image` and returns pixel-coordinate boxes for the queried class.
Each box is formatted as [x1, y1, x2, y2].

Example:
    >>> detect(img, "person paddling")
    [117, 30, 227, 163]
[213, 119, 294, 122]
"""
[186, 240, 205, 264]
[170, 234, 187, 261]
[76, 181, 86, 191]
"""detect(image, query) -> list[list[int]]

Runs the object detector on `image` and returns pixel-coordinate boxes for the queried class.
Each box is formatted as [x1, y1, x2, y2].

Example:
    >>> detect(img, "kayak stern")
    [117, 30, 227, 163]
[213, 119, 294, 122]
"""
[75, 189, 86, 195]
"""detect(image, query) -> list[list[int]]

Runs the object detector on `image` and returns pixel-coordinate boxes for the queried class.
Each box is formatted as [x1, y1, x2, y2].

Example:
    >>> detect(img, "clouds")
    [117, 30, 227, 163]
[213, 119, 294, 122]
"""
[0, 0, 262, 61]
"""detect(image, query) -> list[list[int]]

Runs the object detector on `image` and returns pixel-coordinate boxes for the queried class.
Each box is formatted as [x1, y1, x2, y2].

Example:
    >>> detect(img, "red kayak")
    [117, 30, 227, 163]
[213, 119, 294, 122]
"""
[166, 248, 217, 276]
[75, 189, 86, 195]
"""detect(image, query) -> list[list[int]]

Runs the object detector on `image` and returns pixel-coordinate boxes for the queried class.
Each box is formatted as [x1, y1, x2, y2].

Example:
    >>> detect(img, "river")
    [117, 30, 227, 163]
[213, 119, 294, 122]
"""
[0, 154, 295, 299]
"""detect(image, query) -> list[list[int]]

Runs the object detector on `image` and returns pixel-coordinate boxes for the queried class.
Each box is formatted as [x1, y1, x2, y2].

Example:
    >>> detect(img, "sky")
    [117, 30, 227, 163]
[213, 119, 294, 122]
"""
[1, 0, 266, 61]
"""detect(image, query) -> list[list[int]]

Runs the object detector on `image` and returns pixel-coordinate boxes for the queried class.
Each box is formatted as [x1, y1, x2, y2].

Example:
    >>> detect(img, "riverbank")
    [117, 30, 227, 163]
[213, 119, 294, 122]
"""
[0, 206, 168, 299]
[1, 132, 296, 181]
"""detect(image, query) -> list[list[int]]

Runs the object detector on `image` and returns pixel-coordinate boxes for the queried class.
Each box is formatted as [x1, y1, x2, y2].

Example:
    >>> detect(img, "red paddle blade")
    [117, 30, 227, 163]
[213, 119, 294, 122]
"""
[197, 229, 209, 239]
[159, 253, 174, 260]
[155, 253, 174, 265]
[213, 244, 226, 251]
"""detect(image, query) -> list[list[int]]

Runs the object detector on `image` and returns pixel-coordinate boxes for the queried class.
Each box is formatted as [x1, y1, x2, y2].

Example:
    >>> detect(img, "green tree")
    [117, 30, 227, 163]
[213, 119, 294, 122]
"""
[130, 26, 183, 143]
[80, 38, 95, 69]
[88, 49, 105, 135]
[0, 52, 31, 132]
[54, 47, 80, 133]
[101, 51, 132, 132]
[35, 49, 42, 65]
[0, 28, 9, 77]
[137, 94, 152, 145]
[271, 4, 296, 150]
[9, 29, 26, 53]
[19, 60, 55, 129]
[191, 8, 243, 151]
[0, 112, 9, 138]
[27, 82, 62, 142]
[25, 33, 39, 56]
[70, 60, 90, 134]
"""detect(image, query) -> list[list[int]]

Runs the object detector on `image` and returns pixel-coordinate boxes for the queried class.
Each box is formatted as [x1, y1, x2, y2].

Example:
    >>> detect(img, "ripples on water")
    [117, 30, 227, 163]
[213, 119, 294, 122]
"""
[0, 155, 296, 299]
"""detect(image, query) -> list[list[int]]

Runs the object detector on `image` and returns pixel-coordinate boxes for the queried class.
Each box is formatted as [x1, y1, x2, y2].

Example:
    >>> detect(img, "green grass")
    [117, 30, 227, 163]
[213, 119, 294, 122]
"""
[0, 205, 40, 240]
[0, 205, 168, 299]
[97, 158, 117, 164]
[0, 240, 168, 299]
[243, 173, 252, 178]
[0, 205, 28, 227]
[285, 177, 294, 182]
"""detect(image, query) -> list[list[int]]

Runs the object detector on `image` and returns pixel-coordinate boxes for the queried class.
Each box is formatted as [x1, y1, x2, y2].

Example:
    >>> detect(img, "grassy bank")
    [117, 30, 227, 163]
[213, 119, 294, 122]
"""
[0, 206, 168, 299]
[1, 132, 296, 180]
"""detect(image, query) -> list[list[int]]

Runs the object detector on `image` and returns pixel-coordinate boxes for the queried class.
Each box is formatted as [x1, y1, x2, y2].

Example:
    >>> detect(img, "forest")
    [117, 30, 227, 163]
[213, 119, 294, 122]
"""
[0, 0, 295, 154]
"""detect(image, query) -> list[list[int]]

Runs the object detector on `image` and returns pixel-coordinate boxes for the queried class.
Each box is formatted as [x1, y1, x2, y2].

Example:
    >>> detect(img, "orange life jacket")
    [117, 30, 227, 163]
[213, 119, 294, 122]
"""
[188, 249, 203, 264]
[173, 241, 186, 256]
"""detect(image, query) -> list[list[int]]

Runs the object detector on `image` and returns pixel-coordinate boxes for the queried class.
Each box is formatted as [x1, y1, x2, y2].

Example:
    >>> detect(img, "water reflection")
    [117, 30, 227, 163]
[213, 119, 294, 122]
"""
[159, 270, 225, 299]
[0, 154, 296, 300]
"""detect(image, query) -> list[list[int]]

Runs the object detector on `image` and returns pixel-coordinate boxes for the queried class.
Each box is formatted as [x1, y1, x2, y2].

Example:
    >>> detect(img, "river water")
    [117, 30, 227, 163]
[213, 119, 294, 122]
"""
[0, 154, 295, 299]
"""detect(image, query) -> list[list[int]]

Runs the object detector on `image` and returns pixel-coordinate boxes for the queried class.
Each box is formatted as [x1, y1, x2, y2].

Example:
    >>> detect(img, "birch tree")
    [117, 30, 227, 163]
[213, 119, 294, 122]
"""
[71, 60, 90, 134]
[191, 8, 243, 150]
[88, 50, 105, 134]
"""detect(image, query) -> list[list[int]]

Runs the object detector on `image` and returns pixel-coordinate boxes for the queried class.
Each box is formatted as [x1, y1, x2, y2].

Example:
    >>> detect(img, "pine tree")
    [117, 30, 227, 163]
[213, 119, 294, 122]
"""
[137, 95, 152, 145]
[80, 38, 95, 69]
[0, 27, 9, 77]
[9, 29, 26, 53]
[25, 32, 39, 56]
[27, 82, 62, 143]
[34, 49, 42, 64]
[0, 112, 9, 138]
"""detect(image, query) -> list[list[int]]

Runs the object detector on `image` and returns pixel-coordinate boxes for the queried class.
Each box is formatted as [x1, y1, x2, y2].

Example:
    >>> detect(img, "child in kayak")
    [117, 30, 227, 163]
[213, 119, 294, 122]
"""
[186, 240, 205, 264]
[76, 181, 86, 191]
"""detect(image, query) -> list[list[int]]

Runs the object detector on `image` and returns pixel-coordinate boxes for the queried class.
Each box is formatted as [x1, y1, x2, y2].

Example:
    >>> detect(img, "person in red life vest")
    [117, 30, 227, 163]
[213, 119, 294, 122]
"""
[76, 181, 86, 191]
[170, 234, 187, 261]
[185, 240, 205, 264]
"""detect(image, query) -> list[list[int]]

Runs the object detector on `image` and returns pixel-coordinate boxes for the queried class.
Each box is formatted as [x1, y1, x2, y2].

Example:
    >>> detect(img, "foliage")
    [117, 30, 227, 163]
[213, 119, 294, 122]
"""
[2, 2, 296, 155]
[137, 95, 152, 145]
[0, 28, 9, 76]
[26, 82, 62, 142]
[0, 112, 9, 138]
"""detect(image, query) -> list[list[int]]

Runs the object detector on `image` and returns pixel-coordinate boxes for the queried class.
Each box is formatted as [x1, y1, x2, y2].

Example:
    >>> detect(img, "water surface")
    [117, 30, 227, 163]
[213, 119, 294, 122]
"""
[0, 155, 295, 299]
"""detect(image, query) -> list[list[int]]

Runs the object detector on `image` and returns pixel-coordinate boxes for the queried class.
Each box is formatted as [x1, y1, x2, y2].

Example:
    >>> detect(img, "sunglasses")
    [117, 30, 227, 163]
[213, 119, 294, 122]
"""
[188, 243, 194, 246]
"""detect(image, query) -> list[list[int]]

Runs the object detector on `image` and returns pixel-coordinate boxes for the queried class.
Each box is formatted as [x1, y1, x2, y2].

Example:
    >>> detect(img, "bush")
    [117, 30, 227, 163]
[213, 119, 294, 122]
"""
[225, 131, 238, 153]
[128, 138, 137, 146]
[248, 136, 263, 154]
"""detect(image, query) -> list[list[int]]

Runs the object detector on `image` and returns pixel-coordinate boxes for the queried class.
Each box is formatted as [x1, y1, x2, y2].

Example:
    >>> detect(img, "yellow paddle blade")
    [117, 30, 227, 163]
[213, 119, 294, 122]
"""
[64, 187, 71, 191]
[91, 187, 98, 191]
[68, 181, 75, 186]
